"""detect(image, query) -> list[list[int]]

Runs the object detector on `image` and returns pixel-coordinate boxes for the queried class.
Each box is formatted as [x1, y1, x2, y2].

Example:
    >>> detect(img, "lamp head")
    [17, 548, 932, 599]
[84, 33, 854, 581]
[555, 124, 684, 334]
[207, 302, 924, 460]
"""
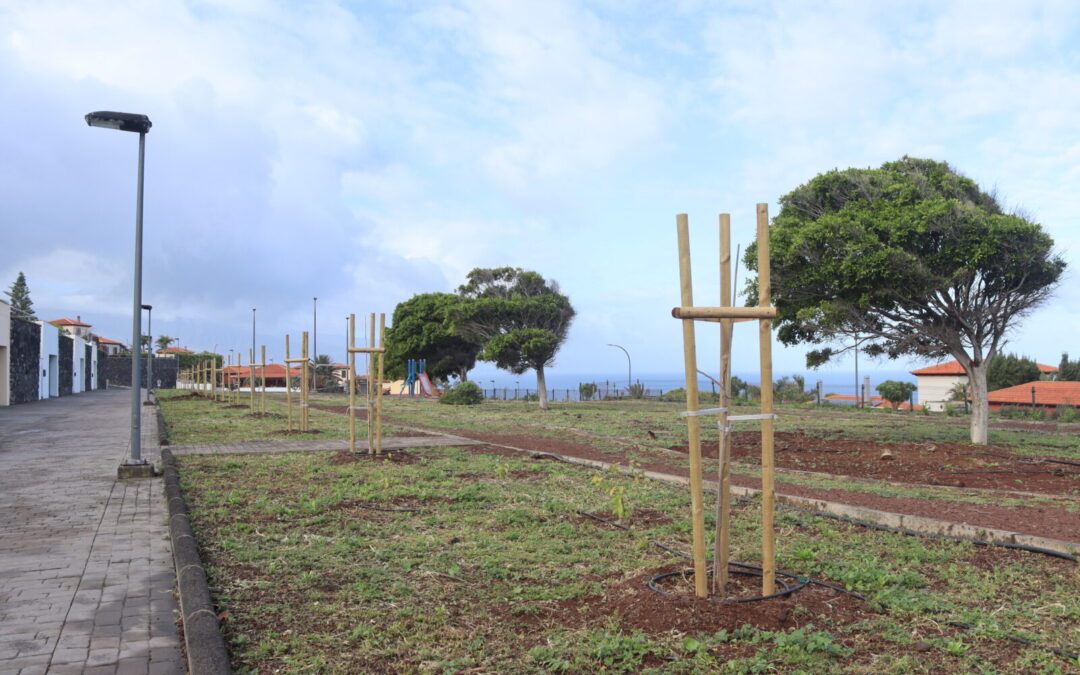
[85, 111, 152, 133]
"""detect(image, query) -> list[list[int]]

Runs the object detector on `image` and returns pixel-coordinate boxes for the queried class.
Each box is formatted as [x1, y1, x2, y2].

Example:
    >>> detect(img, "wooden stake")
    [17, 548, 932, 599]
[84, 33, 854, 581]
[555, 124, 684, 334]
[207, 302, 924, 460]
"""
[368, 313, 376, 454]
[715, 213, 733, 594]
[676, 213, 709, 598]
[376, 313, 386, 455]
[249, 349, 256, 412]
[285, 335, 293, 432]
[260, 345, 267, 414]
[757, 203, 776, 595]
[348, 314, 357, 454]
[301, 332, 309, 431]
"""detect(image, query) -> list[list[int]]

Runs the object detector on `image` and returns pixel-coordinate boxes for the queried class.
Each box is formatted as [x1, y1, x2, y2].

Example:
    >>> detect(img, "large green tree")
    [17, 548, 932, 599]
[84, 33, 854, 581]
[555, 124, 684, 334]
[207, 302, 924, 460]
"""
[5, 272, 36, 320]
[1058, 353, 1080, 381]
[451, 267, 575, 410]
[748, 157, 1064, 444]
[384, 293, 481, 383]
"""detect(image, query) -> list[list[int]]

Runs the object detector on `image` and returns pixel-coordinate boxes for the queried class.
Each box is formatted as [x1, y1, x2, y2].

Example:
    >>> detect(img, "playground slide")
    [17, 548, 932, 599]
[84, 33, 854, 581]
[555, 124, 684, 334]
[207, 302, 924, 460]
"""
[418, 372, 439, 396]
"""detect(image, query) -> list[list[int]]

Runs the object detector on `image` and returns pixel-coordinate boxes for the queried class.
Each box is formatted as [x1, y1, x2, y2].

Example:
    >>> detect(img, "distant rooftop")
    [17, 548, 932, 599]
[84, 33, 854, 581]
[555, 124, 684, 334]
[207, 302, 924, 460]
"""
[911, 359, 1057, 376]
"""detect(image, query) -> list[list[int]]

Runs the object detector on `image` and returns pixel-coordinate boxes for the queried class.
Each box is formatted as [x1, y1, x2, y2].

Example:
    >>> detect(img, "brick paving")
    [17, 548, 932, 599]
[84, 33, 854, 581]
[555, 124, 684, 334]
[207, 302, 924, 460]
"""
[0, 390, 182, 675]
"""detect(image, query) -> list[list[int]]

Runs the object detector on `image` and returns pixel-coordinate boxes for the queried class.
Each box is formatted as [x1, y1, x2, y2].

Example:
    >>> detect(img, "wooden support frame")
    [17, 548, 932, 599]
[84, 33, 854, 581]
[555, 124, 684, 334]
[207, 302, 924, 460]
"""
[284, 331, 311, 432]
[346, 312, 387, 455]
[673, 205, 778, 597]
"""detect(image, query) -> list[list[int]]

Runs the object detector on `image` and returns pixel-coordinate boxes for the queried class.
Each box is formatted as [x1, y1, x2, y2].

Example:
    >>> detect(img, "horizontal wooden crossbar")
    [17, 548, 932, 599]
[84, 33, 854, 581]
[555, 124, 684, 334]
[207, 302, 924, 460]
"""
[671, 306, 778, 320]
[347, 347, 386, 354]
[284, 358, 310, 364]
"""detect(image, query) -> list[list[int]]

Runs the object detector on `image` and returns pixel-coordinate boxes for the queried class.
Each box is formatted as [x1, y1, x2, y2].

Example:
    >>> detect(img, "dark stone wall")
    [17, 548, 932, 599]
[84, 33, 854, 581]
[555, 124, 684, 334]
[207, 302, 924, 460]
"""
[84, 344, 93, 392]
[97, 347, 106, 389]
[9, 318, 40, 404]
[104, 355, 178, 389]
[59, 335, 73, 396]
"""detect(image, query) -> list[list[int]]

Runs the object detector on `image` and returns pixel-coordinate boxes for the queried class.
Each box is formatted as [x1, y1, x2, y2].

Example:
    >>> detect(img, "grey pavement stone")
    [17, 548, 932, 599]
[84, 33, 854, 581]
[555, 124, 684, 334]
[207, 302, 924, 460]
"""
[0, 391, 183, 674]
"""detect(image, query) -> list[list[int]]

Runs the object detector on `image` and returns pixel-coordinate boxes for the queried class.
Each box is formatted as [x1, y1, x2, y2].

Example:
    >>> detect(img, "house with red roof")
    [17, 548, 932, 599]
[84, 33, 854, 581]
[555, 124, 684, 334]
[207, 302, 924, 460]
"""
[910, 359, 1058, 412]
[156, 347, 194, 358]
[986, 381, 1080, 412]
[48, 317, 92, 339]
[96, 337, 127, 356]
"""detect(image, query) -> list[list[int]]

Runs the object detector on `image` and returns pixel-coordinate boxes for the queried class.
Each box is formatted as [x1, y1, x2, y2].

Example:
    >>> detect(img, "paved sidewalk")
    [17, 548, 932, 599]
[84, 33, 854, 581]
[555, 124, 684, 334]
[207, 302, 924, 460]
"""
[0, 390, 183, 675]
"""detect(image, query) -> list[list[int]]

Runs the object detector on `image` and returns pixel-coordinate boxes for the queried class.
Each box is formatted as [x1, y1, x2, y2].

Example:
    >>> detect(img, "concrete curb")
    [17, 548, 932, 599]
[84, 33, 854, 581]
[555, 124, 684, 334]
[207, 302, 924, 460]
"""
[161, 446, 232, 674]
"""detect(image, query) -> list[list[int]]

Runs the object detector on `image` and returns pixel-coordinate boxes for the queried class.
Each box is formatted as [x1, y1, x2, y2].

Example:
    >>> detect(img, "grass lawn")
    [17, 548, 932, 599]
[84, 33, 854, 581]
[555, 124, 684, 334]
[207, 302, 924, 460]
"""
[177, 446, 1080, 673]
[157, 389, 410, 444]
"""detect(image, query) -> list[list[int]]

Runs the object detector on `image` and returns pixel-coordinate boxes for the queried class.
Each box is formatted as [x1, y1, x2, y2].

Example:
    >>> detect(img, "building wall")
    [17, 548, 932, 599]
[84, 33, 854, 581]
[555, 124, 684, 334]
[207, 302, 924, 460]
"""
[0, 303, 9, 406]
[83, 343, 93, 392]
[916, 374, 966, 411]
[39, 322, 59, 399]
[10, 317, 41, 404]
[104, 355, 178, 389]
[59, 335, 73, 396]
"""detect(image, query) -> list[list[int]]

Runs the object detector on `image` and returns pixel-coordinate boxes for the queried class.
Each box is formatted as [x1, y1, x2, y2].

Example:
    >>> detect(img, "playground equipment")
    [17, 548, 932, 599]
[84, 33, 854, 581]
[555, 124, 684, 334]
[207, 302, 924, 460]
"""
[672, 205, 778, 598]
[347, 313, 386, 455]
[400, 359, 439, 397]
[284, 332, 311, 432]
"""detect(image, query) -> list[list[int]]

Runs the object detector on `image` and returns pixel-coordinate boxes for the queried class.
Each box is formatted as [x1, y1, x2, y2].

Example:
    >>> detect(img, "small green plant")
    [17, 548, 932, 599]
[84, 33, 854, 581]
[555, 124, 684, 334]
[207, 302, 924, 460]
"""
[609, 485, 631, 522]
[578, 382, 598, 401]
[439, 381, 484, 406]
[627, 382, 646, 399]
[943, 637, 969, 656]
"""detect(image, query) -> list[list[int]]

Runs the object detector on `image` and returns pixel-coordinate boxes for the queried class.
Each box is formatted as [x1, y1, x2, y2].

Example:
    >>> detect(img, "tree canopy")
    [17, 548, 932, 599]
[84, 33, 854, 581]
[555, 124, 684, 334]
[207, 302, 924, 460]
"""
[748, 157, 1065, 443]
[986, 353, 1042, 392]
[451, 267, 574, 410]
[5, 272, 36, 320]
[1058, 353, 1080, 382]
[876, 380, 917, 409]
[383, 292, 481, 383]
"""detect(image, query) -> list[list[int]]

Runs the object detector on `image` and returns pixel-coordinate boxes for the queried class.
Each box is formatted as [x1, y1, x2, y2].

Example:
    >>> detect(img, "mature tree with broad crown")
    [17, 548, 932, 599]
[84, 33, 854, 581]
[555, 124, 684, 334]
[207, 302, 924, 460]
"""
[5, 272, 36, 320]
[747, 157, 1064, 444]
[451, 267, 575, 410]
[384, 293, 481, 383]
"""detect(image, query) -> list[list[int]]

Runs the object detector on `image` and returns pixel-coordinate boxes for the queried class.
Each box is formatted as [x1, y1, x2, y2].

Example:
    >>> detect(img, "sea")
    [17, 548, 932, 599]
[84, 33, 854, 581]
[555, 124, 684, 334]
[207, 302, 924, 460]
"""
[467, 369, 919, 402]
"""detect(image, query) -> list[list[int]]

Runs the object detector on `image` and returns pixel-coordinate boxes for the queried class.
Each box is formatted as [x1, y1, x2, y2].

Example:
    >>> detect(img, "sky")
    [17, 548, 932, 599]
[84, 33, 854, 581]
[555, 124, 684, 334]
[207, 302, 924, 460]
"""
[2, 0, 1078, 389]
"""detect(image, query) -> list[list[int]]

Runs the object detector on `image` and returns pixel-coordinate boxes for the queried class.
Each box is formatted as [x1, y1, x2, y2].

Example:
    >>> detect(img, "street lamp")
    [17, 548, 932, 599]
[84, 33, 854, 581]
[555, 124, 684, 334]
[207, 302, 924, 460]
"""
[87, 110, 152, 472]
[607, 343, 632, 390]
[142, 304, 153, 402]
[312, 296, 318, 390]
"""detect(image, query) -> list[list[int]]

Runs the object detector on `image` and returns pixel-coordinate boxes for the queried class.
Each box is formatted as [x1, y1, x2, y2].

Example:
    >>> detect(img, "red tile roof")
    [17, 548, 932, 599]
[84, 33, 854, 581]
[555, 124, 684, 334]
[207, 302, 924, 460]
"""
[97, 337, 125, 345]
[823, 394, 922, 411]
[987, 381, 1080, 407]
[49, 318, 91, 327]
[911, 359, 1058, 376]
[158, 347, 194, 354]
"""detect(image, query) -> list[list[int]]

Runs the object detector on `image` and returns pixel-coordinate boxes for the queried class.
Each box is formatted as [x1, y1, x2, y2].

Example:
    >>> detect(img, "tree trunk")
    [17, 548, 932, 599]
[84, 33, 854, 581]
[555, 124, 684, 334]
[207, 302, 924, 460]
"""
[968, 361, 990, 445]
[536, 366, 549, 410]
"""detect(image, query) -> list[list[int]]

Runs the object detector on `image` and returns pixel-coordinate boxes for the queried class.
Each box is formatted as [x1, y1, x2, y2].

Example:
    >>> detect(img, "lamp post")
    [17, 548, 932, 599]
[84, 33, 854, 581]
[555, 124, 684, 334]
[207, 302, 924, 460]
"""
[86, 110, 152, 472]
[312, 296, 318, 390]
[607, 343, 632, 391]
[142, 304, 153, 401]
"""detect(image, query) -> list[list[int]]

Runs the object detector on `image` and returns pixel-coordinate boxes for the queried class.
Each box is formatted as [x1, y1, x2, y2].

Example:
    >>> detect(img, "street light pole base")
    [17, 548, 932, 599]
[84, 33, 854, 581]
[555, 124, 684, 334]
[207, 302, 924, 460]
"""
[118, 462, 156, 479]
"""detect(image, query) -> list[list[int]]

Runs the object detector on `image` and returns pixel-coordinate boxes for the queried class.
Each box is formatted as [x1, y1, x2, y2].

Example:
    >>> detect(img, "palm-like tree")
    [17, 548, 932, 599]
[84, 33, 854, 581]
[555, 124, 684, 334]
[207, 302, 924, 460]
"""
[155, 335, 176, 353]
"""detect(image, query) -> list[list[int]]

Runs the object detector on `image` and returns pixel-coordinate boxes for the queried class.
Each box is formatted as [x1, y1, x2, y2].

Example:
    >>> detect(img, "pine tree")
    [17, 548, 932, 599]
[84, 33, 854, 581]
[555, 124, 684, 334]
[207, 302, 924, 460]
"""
[5, 272, 36, 320]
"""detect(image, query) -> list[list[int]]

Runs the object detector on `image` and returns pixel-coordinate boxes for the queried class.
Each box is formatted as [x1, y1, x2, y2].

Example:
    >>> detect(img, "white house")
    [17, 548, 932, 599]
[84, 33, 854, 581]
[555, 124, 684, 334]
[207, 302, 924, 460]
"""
[39, 321, 59, 399]
[97, 337, 126, 356]
[911, 360, 1059, 411]
[49, 317, 92, 339]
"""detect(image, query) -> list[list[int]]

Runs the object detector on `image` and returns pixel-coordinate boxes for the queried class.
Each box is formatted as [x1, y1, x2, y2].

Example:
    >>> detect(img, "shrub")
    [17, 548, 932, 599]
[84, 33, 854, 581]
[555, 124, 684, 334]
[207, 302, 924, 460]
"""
[627, 382, 646, 399]
[1052, 405, 1078, 423]
[578, 382, 598, 401]
[658, 388, 719, 404]
[439, 381, 484, 406]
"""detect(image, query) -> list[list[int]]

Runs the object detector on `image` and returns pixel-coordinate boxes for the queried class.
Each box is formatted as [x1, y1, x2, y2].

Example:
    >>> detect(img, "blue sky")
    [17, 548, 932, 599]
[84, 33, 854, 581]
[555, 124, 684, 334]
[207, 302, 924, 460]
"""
[2, 0, 1078, 386]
